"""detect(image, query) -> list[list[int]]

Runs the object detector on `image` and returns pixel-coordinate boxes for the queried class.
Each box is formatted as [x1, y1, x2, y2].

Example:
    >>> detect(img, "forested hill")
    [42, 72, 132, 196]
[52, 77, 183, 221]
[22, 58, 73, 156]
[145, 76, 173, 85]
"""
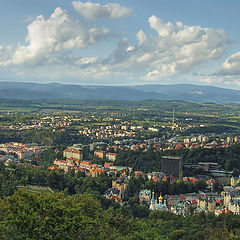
[1, 189, 240, 240]
[0, 81, 240, 103]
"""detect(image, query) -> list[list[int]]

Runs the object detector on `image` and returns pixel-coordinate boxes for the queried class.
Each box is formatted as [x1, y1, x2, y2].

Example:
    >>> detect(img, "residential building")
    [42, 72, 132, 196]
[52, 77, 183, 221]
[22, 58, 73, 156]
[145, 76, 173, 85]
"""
[94, 150, 106, 159]
[139, 189, 151, 205]
[106, 152, 117, 161]
[63, 148, 83, 161]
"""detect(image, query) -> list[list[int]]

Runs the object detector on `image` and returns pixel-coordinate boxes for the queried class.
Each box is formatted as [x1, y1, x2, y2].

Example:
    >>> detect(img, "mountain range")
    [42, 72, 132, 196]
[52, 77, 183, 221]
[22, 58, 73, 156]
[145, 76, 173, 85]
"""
[0, 82, 239, 103]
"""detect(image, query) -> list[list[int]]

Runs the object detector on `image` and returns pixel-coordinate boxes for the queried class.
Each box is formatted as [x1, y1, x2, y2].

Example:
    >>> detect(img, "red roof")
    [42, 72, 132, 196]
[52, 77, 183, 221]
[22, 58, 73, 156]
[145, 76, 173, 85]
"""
[191, 200, 198, 204]
[152, 176, 160, 183]
[73, 150, 81, 154]
[109, 195, 122, 202]
[179, 195, 186, 199]
[106, 153, 117, 156]
[104, 162, 113, 167]
[175, 144, 184, 149]
[80, 161, 90, 165]
[64, 149, 72, 152]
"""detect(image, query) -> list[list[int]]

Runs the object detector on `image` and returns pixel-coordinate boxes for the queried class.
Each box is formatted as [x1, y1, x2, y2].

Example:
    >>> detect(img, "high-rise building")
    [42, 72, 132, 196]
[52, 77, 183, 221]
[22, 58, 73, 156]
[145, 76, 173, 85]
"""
[162, 156, 183, 178]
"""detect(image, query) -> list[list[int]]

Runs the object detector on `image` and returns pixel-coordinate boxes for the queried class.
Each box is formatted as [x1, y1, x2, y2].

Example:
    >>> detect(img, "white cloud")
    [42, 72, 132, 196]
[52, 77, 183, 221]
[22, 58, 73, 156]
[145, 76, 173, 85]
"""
[93, 16, 228, 81]
[10, 7, 109, 66]
[0, 11, 230, 85]
[145, 70, 160, 80]
[149, 16, 175, 37]
[199, 75, 240, 88]
[136, 30, 147, 45]
[62, 16, 229, 83]
[72, 1, 132, 21]
[217, 52, 240, 76]
[137, 16, 228, 79]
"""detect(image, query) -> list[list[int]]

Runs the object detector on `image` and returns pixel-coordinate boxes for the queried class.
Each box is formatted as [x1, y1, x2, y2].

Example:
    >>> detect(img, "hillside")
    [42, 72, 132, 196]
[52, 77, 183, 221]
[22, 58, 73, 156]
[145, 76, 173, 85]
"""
[0, 82, 239, 103]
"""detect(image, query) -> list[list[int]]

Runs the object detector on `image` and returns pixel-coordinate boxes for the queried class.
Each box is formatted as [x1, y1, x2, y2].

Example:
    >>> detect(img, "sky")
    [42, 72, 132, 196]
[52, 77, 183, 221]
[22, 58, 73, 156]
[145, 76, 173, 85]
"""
[0, 0, 240, 88]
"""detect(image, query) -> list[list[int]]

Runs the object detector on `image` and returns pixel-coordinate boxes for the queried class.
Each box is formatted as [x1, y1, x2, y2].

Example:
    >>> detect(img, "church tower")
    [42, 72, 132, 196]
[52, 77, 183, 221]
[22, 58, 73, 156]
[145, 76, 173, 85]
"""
[149, 192, 156, 211]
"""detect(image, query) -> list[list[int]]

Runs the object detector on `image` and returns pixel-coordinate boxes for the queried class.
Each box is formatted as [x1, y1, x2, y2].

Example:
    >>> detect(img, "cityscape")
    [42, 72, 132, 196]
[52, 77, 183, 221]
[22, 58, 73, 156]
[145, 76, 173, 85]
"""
[1, 0, 240, 239]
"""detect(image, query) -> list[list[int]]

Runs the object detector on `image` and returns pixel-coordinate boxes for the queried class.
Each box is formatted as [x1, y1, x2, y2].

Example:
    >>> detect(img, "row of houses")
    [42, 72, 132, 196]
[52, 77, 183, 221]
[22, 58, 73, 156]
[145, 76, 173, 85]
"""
[0, 115, 72, 131]
[139, 186, 240, 216]
[94, 150, 117, 161]
[52, 157, 130, 177]
[0, 142, 41, 160]
[52, 159, 104, 177]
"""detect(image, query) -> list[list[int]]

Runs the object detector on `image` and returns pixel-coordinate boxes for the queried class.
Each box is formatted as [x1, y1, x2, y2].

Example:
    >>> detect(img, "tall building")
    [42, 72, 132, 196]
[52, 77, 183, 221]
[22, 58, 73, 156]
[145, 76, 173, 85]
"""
[162, 156, 183, 178]
[172, 109, 175, 127]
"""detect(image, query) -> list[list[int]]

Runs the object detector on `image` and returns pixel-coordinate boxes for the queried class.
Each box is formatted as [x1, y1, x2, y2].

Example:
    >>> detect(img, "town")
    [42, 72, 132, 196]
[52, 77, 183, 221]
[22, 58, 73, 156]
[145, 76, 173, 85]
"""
[1, 99, 240, 218]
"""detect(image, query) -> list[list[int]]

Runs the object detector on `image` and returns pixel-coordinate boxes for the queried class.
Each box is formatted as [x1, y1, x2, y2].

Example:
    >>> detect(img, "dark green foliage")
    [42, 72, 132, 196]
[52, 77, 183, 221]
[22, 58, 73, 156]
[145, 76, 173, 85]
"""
[1, 190, 240, 240]
[0, 163, 111, 198]
[115, 151, 162, 172]
[0, 190, 136, 240]
[164, 144, 240, 171]
[184, 125, 240, 135]
[0, 128, 90, 145]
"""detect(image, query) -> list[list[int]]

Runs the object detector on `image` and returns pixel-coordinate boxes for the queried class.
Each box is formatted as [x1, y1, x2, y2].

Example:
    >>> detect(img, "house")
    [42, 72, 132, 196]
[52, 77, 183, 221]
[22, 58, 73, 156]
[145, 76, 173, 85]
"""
[231, 176, 240, 187]
[135, 171, 145, 178]
[104, 162, 113, 168]
[106, 152, 117, 161]
[171, 201, 190, 215]
[198, 195, 216, 213]
[94, 150, 106, 159]
[112, 176, 128, 198]
[89, 165, 104, 177]
[223, 188, 240, 214]
[104, 188, 123, 204]
[139, 189, 151, 205]
[53, 159, 72, 173]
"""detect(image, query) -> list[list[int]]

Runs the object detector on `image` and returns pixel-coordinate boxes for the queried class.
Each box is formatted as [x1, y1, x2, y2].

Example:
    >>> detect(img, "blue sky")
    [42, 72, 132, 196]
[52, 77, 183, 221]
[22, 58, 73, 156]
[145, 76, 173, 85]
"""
[0, 0, 240, 88]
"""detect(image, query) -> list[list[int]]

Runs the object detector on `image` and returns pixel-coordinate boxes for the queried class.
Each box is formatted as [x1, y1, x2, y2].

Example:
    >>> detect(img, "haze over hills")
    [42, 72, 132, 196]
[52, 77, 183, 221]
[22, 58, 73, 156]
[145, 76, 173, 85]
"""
[0, 82, 239, 103]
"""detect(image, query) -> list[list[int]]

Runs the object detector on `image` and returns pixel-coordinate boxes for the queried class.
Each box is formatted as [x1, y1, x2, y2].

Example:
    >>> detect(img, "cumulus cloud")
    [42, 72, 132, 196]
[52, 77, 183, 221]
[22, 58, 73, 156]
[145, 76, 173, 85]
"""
[87, 16, 228, 81]
[217, 52, 240, 76]
[10, 7, 109, 66]
[0, 11, 230, 84]
[136, 30, 147, 45]
[64, 16, 229, 82]
[139, 15, 228, 79]
[72, 1, 132, 21]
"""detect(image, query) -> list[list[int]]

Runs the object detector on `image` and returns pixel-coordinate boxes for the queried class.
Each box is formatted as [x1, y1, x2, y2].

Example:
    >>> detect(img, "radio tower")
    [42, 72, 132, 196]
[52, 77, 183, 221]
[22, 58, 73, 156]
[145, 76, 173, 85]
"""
[172, 109, 175, 127]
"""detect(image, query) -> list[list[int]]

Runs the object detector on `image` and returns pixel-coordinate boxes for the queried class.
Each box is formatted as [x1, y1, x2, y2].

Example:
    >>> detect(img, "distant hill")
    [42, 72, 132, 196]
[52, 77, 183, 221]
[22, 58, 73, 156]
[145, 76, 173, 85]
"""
[0, 82, 239, 103]
[131, 84, 240, 103]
